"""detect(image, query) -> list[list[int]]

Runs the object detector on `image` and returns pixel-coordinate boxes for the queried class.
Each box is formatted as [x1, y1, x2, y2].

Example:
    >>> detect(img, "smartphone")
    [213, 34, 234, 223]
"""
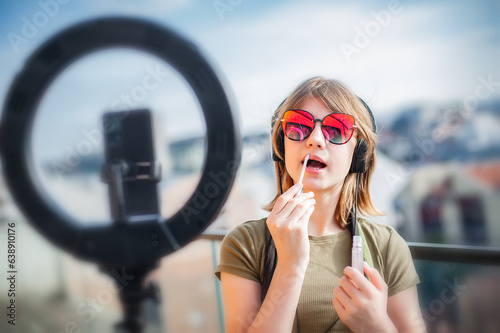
[102, 109, 160, 222]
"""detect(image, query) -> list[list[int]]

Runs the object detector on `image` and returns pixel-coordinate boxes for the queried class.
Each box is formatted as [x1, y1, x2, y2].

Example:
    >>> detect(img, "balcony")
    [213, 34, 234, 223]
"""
[200, 229, 500, 333]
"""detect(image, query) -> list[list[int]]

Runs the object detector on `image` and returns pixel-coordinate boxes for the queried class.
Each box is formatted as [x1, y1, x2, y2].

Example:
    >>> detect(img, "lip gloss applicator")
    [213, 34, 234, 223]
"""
[298, 154, 310, 194]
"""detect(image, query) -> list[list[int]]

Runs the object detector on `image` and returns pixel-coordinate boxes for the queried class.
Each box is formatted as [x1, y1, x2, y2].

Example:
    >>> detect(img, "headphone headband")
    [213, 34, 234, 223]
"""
[357, 97, 377, 133]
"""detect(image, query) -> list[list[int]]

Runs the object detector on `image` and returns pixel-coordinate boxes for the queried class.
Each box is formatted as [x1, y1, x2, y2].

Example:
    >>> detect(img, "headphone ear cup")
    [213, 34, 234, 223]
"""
[272, 126, 285, 162]
[349, 139, 369, 173]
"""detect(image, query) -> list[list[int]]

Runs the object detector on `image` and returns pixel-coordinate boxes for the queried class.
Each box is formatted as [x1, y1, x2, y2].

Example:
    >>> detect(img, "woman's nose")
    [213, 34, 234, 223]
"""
[306, 121, 326, 148]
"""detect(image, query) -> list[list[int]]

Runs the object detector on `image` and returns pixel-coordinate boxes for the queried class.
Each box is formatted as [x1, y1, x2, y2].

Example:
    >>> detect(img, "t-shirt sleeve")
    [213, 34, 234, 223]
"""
[384, 229, 420, 296]
[214, 223, 263, 284]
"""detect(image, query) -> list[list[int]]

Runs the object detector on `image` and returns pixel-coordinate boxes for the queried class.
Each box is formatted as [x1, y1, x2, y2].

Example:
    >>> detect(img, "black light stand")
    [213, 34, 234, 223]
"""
[0, 17, 241, 333]
[103, 264, 161, 333]
[99, 109, 164, 332]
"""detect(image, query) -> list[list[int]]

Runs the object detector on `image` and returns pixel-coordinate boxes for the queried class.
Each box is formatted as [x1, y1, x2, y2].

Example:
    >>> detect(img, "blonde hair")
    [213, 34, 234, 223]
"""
[265, 76, 383, 228]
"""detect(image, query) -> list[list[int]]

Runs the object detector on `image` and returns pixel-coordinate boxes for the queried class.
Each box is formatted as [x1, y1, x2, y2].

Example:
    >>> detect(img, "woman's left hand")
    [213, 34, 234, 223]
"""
[333, 262, 397, 333]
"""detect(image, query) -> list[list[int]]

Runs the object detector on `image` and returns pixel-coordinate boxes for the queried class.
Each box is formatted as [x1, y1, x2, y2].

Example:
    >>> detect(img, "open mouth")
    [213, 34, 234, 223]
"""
[306, 158, 327, 170]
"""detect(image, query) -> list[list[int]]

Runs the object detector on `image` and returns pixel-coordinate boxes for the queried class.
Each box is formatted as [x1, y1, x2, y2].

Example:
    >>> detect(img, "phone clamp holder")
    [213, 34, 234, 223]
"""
[101, 161, 162, 183]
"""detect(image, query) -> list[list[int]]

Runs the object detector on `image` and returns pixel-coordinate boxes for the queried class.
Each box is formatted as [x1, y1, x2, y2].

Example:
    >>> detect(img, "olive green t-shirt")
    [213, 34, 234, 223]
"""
[215, 218, 420, 332]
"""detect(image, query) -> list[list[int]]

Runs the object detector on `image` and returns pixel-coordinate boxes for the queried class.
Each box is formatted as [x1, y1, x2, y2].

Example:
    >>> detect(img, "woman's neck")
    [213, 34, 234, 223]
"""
[305, 186, 344, 236]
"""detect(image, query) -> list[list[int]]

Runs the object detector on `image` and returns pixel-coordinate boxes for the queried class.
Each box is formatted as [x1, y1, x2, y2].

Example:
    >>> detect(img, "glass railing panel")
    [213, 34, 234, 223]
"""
[414, 259, 500, 333]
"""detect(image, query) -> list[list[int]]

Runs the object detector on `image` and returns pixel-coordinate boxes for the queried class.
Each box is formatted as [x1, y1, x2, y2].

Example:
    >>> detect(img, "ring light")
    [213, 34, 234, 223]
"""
[0, 17, 240, 268]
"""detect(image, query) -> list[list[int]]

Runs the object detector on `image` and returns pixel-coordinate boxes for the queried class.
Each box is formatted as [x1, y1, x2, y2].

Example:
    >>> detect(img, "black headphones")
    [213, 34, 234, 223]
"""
[271, 97, 376, 174]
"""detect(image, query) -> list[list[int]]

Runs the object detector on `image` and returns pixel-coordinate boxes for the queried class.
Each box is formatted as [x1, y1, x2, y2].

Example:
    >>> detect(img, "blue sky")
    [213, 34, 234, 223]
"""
[0, 0, 499, 161]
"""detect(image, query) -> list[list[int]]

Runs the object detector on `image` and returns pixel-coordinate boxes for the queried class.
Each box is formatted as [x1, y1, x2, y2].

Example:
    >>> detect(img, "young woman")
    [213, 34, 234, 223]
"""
[216, 77, 425, 332]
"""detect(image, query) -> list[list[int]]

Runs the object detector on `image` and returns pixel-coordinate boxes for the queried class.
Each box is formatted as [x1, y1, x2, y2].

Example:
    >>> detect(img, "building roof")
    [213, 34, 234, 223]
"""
[463, 161, 500, 190]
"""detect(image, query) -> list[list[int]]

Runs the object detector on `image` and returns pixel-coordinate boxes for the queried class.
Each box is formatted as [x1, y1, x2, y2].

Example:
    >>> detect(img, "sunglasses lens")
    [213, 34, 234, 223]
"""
[283, 110, 313, 141]
[282, 110, 355, 144]
[323, 114, 355, 144]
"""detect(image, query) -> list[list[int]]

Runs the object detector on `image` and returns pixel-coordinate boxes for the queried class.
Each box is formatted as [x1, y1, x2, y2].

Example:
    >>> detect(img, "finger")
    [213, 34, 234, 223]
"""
[287, 197, 315, 223]
[278, 192, 315, 219]
[333, 285, 352, 307]
[291, 205, 314, 231]
[332, 297, 346, 318]
[338, 275, 361, 299]
[271, 183, 303, 215]
[284, 182, 303, 197]
[296, 205, 315, 225]
[363, 261, 386, 292]
[343, 266, 371, 292]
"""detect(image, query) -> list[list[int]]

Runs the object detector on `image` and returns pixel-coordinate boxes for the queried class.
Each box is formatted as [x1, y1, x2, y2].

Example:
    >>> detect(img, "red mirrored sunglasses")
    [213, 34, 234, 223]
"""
[281, 109, 356, 145]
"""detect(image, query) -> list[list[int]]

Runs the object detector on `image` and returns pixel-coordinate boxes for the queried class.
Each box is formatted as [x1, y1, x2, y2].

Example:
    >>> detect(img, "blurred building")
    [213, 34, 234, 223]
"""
[395, 161, 500, 245]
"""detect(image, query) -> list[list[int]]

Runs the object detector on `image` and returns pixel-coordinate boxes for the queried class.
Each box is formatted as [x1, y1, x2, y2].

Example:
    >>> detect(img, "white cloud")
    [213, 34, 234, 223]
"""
[189, 0, 500, 128]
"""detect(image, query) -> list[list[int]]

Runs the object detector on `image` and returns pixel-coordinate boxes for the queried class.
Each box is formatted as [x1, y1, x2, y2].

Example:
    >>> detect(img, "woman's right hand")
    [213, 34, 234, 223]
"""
[222, 184, 315, 333]
[267, 183, 315, 269]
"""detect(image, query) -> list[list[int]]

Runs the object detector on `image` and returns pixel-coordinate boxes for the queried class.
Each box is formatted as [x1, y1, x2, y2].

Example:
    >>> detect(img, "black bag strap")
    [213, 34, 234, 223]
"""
[261, 229, 276, 302]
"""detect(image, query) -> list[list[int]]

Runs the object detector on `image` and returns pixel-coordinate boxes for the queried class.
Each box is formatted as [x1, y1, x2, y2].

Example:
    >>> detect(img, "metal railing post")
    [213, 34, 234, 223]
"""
[211, 240, 225, 332]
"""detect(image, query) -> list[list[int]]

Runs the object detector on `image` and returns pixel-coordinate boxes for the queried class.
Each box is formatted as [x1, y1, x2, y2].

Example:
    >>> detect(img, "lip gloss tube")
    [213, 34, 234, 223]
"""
[351, 235, 364, 274]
